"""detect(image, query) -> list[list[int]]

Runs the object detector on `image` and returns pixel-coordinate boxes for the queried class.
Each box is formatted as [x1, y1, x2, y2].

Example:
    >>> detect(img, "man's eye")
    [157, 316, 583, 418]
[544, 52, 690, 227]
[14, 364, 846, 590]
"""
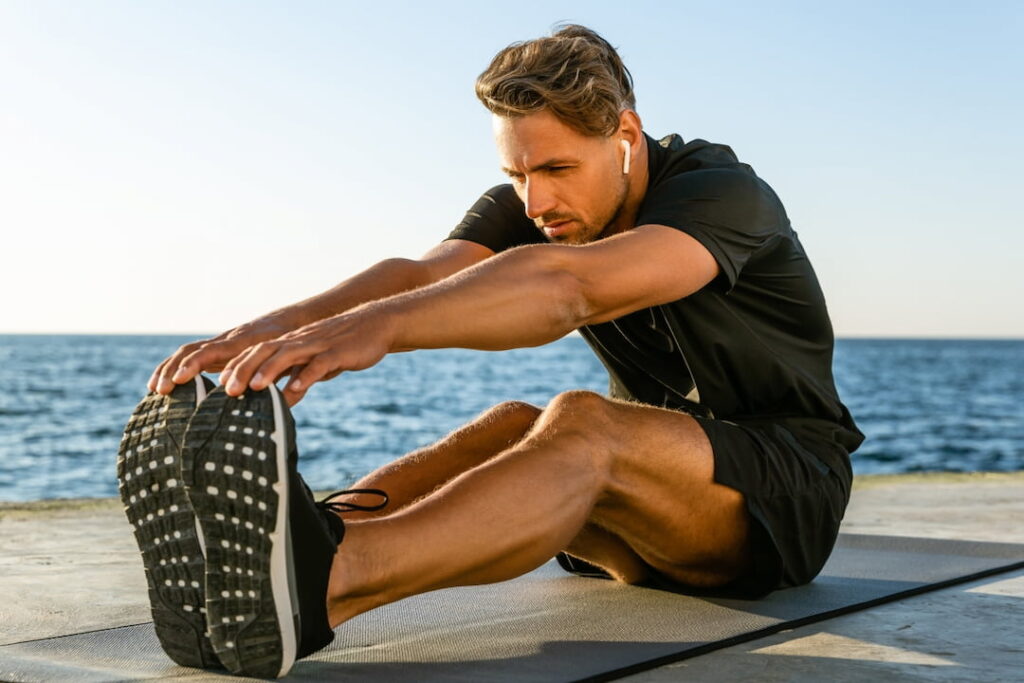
[548, 166, 570, 173]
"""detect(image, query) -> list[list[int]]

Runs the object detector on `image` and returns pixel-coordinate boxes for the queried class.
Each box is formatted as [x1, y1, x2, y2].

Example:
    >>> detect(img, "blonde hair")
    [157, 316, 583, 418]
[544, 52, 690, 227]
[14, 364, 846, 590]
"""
[475, 24, 635, 137]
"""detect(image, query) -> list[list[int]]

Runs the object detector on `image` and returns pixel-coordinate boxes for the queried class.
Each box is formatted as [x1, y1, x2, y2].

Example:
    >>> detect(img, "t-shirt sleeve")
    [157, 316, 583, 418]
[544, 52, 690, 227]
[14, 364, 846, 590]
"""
[446, 184, 546, 253]
[635, 169, 784, 291]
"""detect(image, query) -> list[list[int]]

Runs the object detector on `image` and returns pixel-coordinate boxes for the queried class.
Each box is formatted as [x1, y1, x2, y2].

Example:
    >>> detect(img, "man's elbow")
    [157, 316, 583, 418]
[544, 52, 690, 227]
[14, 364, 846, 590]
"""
[552, 268, 593, 331]
[376, 257, 434, 290]
[509, 244, 594, 331]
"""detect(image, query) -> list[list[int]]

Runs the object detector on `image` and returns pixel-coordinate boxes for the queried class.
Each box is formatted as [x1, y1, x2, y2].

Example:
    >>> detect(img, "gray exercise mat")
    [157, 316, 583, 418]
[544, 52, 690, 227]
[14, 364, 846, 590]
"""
[2, 534, 1022, 682]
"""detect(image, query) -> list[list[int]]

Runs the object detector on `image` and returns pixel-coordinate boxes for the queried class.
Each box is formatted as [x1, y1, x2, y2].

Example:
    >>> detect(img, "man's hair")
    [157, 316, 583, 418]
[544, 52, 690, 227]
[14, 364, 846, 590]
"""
[475, 24, 635, 137]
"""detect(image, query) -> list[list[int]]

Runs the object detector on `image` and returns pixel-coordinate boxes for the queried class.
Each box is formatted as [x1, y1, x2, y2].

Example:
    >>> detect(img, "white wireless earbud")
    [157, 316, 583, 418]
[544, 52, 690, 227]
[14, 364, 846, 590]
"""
[621, 139, 631, 175]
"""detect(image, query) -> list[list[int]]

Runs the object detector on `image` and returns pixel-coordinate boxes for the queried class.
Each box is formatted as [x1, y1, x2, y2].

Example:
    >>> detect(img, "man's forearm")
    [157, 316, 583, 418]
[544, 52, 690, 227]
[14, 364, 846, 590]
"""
[368, 245, 587, 352]
[222, 244, 597, 402]
[271, 258, 434, 330]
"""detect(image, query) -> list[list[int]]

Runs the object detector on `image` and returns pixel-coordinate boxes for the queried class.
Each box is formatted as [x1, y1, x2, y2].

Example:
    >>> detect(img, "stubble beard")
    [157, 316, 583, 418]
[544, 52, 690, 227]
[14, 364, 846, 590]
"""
[541, 181, 630, 246]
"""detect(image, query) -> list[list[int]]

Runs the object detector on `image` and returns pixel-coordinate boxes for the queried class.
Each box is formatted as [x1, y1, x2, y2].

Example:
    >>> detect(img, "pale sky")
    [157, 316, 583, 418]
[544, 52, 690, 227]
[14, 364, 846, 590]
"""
[2, 1, 1022, 337]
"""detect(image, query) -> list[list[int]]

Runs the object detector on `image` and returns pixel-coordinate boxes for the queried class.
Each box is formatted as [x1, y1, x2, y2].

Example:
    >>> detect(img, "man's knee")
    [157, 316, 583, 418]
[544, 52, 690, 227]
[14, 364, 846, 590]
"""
[525, 390, 618, 470]
[484, 400, 542, 427]
[542, 390, 612, 427]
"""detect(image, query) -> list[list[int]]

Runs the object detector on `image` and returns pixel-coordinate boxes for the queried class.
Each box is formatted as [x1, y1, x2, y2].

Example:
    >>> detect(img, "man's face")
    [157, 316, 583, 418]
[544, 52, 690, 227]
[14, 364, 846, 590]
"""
[493, 110, 628, 245]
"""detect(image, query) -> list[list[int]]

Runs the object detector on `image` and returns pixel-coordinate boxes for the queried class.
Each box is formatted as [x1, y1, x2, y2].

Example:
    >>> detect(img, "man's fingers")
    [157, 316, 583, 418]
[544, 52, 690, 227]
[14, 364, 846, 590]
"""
[280, 358, 339, 406]
[177, 341, 243, 381]
[219, 341, 297, 392]
[218, 355, 244, 389]
[281, 380, 309, 406]
[150, 338, 252, 395]
[147, 359, 171, 392]
[222, 341, 299, 396]
[258, 343, 332, 392]
[276, 364, 304, 406]
[218, 340, 266, 385]
[151, 341, 207, 394]
[285, 355, 336, 396]
[282, 386, 308, 407]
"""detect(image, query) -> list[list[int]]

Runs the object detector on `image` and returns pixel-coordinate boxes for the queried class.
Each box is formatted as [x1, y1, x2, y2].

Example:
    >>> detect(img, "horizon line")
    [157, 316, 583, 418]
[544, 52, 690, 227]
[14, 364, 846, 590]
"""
[1, 332, 1023, 342]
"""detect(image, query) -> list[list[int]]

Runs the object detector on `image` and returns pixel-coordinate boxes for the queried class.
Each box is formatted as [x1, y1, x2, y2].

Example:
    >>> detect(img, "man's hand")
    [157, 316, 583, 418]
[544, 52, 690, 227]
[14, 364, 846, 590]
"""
[148, 317, 293, 395]
[218, 308, 396, 405]
[145, 244, 492, 400]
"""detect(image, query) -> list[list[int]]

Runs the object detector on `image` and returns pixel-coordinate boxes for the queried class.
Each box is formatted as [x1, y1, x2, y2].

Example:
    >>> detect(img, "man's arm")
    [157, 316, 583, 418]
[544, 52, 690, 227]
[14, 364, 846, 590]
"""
[222, 225, 718, 404]
[275, 240, 496, 328]
[150, 239, 493, 393]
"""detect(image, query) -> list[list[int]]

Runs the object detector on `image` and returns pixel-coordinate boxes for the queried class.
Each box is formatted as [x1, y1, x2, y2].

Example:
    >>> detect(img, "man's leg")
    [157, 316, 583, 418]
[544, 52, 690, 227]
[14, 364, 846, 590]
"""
[338, 398, 653, 582]
[325, 390, 751, 626]
[338, 400, 542, 517]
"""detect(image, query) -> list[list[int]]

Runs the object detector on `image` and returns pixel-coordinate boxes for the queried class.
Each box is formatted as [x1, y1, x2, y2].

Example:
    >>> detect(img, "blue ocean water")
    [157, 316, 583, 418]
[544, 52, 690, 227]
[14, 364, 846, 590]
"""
[0, 335, 1021, 502]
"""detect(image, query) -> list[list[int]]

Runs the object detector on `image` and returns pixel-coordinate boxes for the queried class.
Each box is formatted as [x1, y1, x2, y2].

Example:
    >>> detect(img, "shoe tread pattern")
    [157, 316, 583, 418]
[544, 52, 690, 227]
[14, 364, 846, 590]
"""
[183, 387, 289, 678]
[117, 387, 220, 669]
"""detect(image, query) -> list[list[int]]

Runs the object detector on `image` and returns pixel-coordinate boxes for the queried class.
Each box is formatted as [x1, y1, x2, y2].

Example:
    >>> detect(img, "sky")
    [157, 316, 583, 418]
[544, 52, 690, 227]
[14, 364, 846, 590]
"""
[1, 1, 1021, 337]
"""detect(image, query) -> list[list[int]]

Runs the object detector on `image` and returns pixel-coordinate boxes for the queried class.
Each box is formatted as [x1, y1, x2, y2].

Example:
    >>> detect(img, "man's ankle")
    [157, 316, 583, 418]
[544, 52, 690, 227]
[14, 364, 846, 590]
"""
[325, 524, 396, 627]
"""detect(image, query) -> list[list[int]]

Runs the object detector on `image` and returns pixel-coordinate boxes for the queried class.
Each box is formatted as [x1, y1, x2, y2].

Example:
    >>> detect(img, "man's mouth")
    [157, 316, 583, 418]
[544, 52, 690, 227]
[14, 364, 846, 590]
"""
[542, 220, 573, 238]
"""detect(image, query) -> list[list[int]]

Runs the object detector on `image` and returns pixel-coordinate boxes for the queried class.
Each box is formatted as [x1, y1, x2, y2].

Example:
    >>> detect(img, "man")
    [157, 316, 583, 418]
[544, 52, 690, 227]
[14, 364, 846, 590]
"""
[117, 25, 862, 678]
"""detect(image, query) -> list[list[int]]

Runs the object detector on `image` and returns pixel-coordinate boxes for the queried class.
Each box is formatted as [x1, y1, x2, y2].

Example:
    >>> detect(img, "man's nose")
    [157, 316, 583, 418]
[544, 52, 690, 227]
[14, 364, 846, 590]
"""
[523, 178, 557, 220]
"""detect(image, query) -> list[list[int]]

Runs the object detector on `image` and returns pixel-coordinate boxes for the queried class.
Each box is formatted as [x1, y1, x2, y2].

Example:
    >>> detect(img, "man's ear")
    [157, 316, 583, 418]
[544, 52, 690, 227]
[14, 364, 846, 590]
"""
[617, 109, 643, 145]
[617, 110, 643, 175]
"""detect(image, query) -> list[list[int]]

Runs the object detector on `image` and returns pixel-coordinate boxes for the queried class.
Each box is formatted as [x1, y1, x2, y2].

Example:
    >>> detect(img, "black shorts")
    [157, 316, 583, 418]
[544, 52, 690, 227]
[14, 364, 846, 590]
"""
[557, 416, 857, 600]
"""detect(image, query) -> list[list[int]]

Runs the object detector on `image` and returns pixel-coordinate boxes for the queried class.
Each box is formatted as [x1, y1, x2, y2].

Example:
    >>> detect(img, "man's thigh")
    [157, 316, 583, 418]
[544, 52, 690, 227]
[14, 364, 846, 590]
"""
[572, 395, 852, 597]
[564, 395, 753, 587]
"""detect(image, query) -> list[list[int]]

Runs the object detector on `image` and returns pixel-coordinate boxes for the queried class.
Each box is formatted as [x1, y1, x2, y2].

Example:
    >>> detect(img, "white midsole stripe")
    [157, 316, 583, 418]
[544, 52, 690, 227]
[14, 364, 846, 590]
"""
[194, 375, 209, 403]
[193, 376, 209, 558]
[267, 384, 297, 676]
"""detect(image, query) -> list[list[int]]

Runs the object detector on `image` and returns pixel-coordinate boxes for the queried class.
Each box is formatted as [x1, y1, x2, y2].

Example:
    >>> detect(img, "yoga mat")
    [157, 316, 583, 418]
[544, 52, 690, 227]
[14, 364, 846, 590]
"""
[2, 534, 1022, 682]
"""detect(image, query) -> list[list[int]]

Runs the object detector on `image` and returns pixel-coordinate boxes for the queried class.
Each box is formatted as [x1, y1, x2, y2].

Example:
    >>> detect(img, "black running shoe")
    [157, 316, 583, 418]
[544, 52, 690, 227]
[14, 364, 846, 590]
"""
[117, 376, 221, 669]
[182, 382, 387, 678]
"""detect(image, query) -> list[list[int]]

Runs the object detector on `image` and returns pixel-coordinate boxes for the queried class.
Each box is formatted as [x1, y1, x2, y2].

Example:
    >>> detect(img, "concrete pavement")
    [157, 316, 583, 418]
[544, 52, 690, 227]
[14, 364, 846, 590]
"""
[2, 472, 1022, 681]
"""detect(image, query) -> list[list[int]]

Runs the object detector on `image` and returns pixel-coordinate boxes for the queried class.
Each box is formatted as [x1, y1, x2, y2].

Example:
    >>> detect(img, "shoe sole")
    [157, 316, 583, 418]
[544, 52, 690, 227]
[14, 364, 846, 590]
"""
[183, 384, 297, 678]
[117, 377, 220, 669]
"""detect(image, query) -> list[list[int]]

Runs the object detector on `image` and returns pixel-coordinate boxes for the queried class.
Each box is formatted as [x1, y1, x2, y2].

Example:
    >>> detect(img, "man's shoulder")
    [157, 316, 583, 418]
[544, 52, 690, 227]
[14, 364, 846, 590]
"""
[650, 132, 743, 167]
[470, 183, 524, 211]
[447, 184, 544, 253]
[645, 133, 780, 210]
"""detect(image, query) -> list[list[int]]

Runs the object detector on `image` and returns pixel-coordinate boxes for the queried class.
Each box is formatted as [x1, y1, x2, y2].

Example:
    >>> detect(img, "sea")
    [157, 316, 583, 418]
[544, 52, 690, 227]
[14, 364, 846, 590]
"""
[0, 335, 1021, 502]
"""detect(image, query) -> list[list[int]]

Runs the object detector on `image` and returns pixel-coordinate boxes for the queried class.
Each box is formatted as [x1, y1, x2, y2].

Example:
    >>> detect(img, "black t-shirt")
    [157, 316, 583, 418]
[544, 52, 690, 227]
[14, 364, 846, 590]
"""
[446, 133, 862, 449]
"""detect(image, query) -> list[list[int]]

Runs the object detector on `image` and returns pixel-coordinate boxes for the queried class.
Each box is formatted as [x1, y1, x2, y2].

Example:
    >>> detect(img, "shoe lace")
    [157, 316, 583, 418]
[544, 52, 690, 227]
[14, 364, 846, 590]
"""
[316, 488, 389, 514]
